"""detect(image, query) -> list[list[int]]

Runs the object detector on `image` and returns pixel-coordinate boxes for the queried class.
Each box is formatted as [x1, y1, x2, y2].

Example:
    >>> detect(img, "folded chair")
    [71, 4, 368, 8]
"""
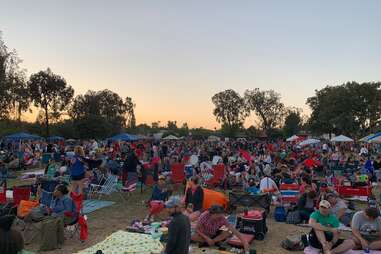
[88, 174, 126, 201]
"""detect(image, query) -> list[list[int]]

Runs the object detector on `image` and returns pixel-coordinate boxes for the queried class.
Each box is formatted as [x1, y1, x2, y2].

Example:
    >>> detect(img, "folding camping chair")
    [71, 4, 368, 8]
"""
[170, 163, 185, 190]
[64, 192, 88, 242]
[205, 164, 225, 188]
[88, 174, 126, 201]
[279, 183, 300, 208]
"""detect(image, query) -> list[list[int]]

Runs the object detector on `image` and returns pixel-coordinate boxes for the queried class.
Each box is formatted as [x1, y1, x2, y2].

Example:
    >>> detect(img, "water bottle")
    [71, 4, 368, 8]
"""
[364, 247, 370, 254]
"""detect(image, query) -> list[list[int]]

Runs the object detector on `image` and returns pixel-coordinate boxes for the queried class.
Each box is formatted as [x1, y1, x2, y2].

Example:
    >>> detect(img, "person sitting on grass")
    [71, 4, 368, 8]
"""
[336, 207, 381, 253]
[297, 185, 317, 222]
[184, 176, 204, 222]
[162, 196, 191, 254]
[144, 175, 171, 222]
[192, 205, 250, 253]
[308, 200, 348, 254]
[326, 193, 353, 227]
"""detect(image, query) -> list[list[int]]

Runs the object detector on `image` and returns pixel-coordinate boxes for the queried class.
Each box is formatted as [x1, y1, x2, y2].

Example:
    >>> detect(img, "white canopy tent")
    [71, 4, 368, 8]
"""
[359, 134, 374, 142]
[286, 135, 300, 142]
[368, 135, 381, 144]
[208, 135, 220, 142]
[299, 138, 320, 146]
[162, 135, 179, 140]
[331, 135, 353, 142]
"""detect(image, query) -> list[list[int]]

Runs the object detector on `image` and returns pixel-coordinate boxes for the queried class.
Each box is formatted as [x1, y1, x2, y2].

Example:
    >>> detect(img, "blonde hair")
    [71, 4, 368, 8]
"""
[74, 146, 85, 157]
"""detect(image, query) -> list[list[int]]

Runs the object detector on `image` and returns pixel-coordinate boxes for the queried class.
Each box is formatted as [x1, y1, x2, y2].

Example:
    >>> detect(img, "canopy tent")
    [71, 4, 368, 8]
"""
[368, 133, 381, 143]
[108, 133, 139, 142]
[4, 132, 42, 141]
[331, 135, 353, 142]
[208, 135, 220, 142]
[47, 136, 65, 141]
[298, 138, 320, 146]
[286, 135, 300, 142]
[359, 134, 374, 142]
[367, 132, 381, 143]
[162, 135, 179, 140]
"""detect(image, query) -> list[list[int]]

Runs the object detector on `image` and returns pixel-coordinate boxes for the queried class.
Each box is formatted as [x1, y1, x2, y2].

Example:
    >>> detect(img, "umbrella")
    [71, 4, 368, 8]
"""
[299, 138, 320, 146]
[330, 135, 353, 142]
[108, 133, 139, 142]
[286, 135, 300, 142]
[4, 132, 42, 141]
[162, 135, 179, 140]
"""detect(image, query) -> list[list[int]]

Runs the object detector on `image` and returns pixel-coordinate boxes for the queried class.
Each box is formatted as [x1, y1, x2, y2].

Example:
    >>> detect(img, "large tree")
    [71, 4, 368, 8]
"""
[307, 82, 381, 137]
[244, 88, 286, 136]
[283, 108, 303, 137]
[212, 89, 247, 136]
[125, 96, 136, 129]
[69, 89, 134, 138]
[0, 32, 30, 120]
[28, 68, 74, 137]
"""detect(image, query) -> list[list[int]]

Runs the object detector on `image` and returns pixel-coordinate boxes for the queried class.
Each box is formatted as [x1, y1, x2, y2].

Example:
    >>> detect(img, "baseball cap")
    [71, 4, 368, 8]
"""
[165, 196, 182, 208]
[158, 175, 166, 181]
[319, 200, 331, 209]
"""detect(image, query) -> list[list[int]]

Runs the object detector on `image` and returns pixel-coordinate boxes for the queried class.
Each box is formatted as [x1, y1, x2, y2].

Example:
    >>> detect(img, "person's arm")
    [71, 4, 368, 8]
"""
[337, 208, 346, 221]
[309, 217, 336, 233]
[195, 223, 214, 245]
[165, 220, 178, 254]
[297, 195, 307, 210]
[227, 224, 250, 252]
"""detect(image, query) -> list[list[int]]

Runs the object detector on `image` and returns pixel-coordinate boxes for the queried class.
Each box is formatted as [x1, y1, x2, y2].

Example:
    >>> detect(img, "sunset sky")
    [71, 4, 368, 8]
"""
[1, 1, 380, 129]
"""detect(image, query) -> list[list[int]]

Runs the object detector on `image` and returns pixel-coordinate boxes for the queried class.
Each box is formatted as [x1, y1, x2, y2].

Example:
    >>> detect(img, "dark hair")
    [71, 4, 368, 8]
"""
[190, 176, 200, 185]
[365, 207, 379, 219]
[208, 205, 225, 214]
[56, 184, 69, 195]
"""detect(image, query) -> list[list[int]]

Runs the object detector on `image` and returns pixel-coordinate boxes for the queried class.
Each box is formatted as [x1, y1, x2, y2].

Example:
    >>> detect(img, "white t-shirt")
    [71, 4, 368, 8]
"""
[260, 177, 279, 193]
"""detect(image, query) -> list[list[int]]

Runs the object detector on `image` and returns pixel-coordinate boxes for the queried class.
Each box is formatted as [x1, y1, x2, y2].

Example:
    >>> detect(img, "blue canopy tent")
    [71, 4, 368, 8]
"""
[47, 136, 65, 141]
[108, 133, 139, 142]
[4, 132, 42, 141]
[367, 132, 381, 143]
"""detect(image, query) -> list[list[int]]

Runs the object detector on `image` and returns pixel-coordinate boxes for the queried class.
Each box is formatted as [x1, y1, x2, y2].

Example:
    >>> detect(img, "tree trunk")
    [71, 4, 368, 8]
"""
[44, 106, 50, 137]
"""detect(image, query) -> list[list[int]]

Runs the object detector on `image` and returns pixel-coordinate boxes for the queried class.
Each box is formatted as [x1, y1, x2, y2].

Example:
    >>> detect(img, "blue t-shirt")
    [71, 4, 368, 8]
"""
[151, 185, 168, 201]
[70, 156, 85, 176]
[50, 195, 76, 217]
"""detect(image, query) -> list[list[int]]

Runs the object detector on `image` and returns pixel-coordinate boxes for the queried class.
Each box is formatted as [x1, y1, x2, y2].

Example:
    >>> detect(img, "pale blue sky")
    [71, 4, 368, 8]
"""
[1, 1, 380, 128]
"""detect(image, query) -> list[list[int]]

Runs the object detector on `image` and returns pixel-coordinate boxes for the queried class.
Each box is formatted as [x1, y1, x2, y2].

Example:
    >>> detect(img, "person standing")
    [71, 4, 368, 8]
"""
[162, 196, 191, 254]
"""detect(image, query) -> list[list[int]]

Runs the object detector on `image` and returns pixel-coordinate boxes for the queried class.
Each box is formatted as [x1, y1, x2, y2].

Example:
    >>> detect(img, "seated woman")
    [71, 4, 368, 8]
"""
[184, 176, 204, 222]
[191, 205, 249, 252]
[0, 215, 24, 254]
[297, 185, 317, 222]
[144, 175, 170, 222]
[49, 184, 77, 224]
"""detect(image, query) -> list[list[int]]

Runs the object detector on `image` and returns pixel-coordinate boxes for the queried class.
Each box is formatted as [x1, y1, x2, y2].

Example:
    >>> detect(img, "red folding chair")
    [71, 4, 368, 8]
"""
[171, 163, 185, 190]
[280, 183, 300, 207]
[0, 183, 6, 204]
[206, 164, 225, 187]
[13, 186, 31, 206]
[66, 192, 88, 241]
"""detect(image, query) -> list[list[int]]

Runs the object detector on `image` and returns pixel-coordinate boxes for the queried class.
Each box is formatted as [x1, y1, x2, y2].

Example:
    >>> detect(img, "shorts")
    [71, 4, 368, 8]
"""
[309, 230, 344, 250]
[71, 173, 85, 181]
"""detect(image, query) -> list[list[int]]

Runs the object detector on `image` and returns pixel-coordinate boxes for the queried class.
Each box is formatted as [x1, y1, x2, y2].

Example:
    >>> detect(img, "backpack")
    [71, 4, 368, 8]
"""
[281, 234, 305, 251]
[286, 210, 301, 225]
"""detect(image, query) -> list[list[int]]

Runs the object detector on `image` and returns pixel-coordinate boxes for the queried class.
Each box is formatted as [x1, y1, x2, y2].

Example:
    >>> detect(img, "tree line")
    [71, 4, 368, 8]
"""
[1, 31, 380, 139]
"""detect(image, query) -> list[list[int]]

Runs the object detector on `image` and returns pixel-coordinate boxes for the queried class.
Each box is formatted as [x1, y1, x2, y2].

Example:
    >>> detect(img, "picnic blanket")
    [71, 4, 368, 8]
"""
[76, 230, 163, 254]
[82, 200, 115, 214]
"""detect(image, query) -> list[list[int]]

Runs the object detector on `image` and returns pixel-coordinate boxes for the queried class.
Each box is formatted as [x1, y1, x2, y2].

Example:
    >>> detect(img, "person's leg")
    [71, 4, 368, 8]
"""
[191, 232, 206, 243]
[369, 240, 381, 250]
[331, 239, 355, 254]
[313, 230, 330, 253]
[212, 231, 232, 244]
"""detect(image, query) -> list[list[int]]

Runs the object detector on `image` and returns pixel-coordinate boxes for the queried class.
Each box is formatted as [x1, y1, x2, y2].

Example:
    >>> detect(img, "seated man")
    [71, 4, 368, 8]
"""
[344, 207, 381, 252]
[297, 185, 317, 222]
[308, 200, 347, 254]
[192, 205, 250, 253]
[326, 193, 353, 226]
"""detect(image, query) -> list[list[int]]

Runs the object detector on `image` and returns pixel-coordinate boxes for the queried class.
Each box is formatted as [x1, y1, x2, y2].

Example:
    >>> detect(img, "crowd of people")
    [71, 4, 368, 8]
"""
[0, 136, 381, 253]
